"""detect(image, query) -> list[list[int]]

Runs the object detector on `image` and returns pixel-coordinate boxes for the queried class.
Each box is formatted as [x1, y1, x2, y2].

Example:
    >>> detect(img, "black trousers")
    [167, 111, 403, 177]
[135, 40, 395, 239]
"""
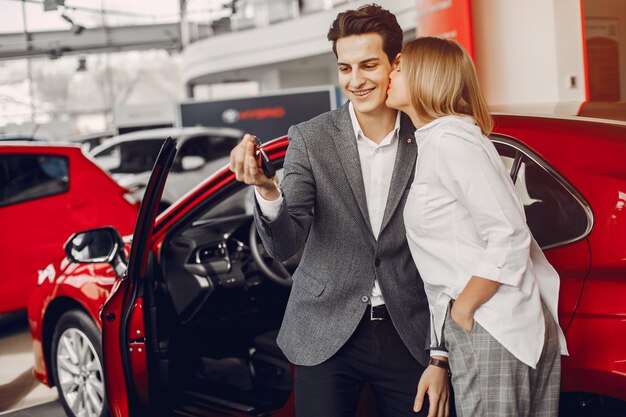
[294, 307, 429, 417]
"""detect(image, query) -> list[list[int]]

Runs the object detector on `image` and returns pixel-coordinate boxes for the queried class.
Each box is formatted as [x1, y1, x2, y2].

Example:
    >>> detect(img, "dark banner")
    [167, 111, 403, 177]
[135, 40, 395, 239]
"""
[180, 88, 336, 142]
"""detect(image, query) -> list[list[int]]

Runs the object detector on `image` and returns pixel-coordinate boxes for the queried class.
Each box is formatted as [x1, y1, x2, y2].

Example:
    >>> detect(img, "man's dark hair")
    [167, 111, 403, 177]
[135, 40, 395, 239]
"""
[327, 3, 402, 64]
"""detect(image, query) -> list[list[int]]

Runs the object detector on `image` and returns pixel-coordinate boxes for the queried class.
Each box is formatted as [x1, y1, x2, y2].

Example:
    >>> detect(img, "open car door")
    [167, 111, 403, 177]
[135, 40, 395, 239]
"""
[101, 137, 177, 417]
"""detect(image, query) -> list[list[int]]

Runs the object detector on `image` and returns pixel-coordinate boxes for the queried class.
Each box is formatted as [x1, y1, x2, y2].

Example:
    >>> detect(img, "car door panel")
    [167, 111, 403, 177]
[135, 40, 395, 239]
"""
[491, 136, 592, 333]
[102, 137, 177, 417]
[543, 239, 591, 331]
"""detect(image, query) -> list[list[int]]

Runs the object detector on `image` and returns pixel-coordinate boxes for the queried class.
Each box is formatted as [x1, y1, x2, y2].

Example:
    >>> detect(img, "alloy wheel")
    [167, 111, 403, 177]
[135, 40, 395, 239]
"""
[55, 327, 105, 417]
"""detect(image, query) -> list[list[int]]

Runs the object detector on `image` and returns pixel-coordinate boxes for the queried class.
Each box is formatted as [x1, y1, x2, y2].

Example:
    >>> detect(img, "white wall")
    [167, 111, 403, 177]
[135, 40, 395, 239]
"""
[554, 0, 587, 102]
[472, 0, 586, 106]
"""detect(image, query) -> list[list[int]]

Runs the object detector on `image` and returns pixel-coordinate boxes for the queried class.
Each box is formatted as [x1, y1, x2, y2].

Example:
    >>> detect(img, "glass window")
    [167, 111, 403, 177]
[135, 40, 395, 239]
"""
[516, 157, 588, 248]
[493, 141, 518, 180]
[492, 140, 589, 248]
[196, 169, 284, 222]
[93, 139, 165, 174]
[206, 136, 237, 159]
[0, 154, 69, 207]
[174, 135, 237, 172]
[198, 185, 255, 220]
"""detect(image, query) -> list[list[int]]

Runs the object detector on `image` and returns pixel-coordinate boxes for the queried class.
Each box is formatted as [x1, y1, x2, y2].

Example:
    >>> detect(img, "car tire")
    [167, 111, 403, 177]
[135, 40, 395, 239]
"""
[51, 309, 109, 417]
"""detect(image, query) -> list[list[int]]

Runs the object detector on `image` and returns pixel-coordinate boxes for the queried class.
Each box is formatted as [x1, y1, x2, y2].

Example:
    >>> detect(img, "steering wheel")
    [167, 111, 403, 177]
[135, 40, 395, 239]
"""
[248, 222, 296, 287]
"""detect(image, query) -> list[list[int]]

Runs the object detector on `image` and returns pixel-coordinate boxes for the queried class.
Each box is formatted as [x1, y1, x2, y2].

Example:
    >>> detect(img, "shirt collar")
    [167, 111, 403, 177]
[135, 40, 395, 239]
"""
[348, 102, 401, 143]
[414, 114, 476, 138]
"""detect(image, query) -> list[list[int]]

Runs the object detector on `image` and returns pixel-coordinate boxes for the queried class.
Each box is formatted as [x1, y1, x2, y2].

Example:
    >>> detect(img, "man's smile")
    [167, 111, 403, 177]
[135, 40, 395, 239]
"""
[351, 87, 376, 97]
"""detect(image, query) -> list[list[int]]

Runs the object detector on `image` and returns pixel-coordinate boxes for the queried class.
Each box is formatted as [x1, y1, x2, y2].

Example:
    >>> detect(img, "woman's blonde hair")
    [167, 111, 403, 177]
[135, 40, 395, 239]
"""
[401, 37, 493, 135]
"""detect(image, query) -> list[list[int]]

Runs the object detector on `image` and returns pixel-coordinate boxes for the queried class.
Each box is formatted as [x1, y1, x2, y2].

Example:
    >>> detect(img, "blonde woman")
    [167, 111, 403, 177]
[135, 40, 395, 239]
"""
[386, 37, 569, 417]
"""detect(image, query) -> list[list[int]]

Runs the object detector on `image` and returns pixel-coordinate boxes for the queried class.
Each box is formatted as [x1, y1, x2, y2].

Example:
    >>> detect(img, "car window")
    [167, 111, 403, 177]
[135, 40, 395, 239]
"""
[179, 136, 236, 160]
[207, 136, 237, 159]
[492, 138, 590, 248]
[175, 136, 211, 171]
[493, 142, 518, 180]
[94, 139, 165, 174]
[195, 169, 284, 221]
[0, 154, 69, 207]
[179, 136, 211, 160]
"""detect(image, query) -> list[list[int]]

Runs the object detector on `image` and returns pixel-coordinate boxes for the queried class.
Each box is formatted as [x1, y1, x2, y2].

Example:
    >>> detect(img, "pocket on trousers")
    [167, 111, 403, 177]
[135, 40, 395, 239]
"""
[446, 302, 475, 335]
[443, 304, 475, 361]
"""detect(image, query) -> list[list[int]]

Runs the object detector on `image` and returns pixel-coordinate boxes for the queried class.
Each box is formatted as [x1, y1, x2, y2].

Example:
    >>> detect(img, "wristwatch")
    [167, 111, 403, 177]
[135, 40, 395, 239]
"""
[429, 357, 451, 377]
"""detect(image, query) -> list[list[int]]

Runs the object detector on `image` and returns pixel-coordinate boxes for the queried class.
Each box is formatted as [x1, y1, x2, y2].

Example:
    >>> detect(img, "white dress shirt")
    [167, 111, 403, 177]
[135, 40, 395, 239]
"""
[404, 115, 568, 367]
[256, 103, 399, 307]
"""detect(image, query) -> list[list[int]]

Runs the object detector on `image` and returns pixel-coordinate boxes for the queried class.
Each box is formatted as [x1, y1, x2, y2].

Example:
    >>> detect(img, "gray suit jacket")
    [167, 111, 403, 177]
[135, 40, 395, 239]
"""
[254, 102, 431, 367]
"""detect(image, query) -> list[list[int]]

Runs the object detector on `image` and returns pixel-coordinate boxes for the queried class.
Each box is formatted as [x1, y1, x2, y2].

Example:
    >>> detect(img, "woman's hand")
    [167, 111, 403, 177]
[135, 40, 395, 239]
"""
[450, 300, 475, 332]
[452, 275, 502, 332]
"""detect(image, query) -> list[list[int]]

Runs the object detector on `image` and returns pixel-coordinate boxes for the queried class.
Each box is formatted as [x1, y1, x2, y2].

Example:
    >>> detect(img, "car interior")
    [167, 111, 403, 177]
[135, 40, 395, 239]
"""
[145, 169, 297, 416]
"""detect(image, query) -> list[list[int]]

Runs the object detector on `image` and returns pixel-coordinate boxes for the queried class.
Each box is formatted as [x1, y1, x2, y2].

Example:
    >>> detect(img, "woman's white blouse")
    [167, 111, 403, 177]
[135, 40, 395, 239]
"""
[404, 115, 568, 368]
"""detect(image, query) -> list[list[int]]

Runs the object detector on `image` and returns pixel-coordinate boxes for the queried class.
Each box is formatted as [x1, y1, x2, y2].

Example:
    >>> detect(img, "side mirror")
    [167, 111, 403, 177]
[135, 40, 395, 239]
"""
[65, 227, 127, 277]
[181, 155, 205, 171]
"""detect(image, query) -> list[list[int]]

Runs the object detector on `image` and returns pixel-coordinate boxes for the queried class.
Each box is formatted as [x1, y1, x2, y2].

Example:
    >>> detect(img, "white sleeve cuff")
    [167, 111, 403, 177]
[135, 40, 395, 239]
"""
[474, 261, 525, 288]
[430, 350, 448, 358]
[254, 186, 283, 221]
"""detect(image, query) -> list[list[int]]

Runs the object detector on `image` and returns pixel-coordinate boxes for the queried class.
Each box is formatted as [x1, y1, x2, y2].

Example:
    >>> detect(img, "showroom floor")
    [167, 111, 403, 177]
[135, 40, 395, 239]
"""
[0, 312, 64, 417]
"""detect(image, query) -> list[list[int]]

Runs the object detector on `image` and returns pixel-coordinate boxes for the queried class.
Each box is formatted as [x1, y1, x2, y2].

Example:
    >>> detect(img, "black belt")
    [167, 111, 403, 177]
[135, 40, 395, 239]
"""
[368, 304, 389, 321]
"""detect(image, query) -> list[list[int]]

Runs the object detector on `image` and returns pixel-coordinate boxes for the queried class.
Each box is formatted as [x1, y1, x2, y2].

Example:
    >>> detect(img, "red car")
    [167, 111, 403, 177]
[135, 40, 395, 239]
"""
[28, 114, 626, 417]
[0, 143, 138, 315]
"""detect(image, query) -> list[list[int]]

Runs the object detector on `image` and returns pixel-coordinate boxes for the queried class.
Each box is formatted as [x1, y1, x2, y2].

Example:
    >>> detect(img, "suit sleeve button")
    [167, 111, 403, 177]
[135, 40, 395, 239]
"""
[374, 258, 381, 267]
[361, 296, 369, 303]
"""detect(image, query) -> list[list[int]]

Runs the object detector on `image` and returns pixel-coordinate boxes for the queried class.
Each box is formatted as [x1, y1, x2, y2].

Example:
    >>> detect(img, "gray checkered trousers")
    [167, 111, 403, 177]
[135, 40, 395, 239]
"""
[444, 303, 561, 417]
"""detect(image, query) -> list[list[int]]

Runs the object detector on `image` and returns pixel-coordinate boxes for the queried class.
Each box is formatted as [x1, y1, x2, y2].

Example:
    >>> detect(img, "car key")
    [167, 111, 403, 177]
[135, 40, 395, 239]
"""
[253, 136, 276, 178]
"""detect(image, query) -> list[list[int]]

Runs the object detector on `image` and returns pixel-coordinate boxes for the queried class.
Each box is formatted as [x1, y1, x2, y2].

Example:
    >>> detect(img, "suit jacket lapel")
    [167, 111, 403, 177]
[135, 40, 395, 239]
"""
[331, 104, 373, 234]
[380, 113, 417, 234]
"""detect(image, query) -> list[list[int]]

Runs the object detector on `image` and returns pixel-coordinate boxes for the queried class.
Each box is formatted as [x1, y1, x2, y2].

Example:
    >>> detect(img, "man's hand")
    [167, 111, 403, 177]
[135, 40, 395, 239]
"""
[414, 359, 450, 417]
[229, 134, 280, 200]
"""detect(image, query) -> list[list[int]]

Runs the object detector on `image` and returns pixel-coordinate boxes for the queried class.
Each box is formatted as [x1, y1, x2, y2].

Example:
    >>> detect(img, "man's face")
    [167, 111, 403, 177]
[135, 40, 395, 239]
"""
[336, 33, 393, 117]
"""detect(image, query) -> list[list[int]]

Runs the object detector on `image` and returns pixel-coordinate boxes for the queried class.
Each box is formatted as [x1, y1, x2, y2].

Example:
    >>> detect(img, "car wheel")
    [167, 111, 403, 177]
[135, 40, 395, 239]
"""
[51, 310, 109, 417]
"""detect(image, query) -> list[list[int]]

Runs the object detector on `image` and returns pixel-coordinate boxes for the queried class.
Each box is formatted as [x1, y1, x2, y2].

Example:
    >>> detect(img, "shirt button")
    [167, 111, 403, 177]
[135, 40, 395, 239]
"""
[374, 258, 381, 267]
[361, 295, 370, 303]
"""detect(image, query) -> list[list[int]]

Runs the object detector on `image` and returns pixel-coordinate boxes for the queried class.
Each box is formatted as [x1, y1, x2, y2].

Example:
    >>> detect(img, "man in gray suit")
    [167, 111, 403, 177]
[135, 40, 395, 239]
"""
[230, 4, 450, 417]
